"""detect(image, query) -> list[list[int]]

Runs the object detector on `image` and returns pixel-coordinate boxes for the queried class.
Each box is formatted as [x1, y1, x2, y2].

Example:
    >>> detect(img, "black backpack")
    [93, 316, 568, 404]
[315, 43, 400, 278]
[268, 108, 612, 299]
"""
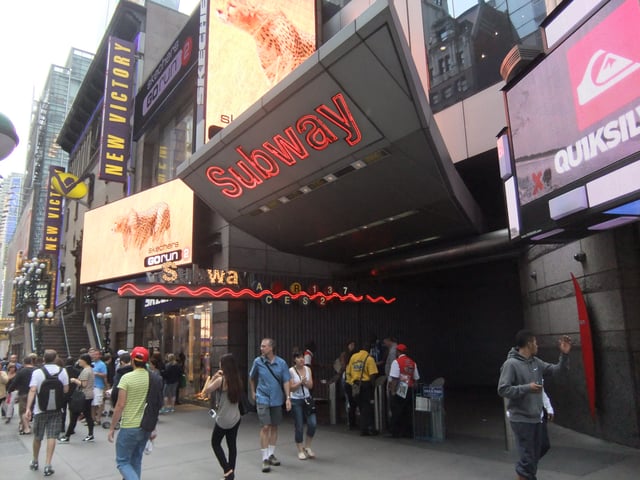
[37, 366, 64, 412]
[140, 371, 164, 432]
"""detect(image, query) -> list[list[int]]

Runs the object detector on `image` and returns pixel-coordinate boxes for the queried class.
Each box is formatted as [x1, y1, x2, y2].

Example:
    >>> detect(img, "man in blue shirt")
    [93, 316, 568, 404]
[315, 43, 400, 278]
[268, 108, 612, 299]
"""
[89, 348, 108, 424]
[249, 338, 291, 473]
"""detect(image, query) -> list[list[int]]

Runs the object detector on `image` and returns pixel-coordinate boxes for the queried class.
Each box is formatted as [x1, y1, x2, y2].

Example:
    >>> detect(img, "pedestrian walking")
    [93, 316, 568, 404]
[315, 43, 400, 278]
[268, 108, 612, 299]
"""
[249, 338, 291, 473]
[25, 349, 69, 476]
[205, 353, 242, 480]
[498, 330, 572, 480]
[289, 351, 317, 460]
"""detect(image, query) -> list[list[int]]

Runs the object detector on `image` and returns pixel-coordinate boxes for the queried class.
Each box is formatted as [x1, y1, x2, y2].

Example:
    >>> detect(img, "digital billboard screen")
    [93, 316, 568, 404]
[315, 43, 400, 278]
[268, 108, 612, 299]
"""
[506, 0, 640, 208]
[80, 179, 194, 284]
[204, 0, 316, 135]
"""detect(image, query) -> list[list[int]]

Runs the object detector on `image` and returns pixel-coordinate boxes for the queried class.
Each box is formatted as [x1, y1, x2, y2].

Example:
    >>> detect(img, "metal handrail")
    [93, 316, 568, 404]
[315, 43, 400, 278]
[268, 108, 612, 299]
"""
[53, 297, 75, 358]
[89, 308, 102, 351]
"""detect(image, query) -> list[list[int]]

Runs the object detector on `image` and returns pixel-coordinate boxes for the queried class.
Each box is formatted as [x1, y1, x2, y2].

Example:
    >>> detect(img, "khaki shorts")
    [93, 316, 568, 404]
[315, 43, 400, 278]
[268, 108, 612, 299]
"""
[257, 404, 283, 427]
[92, 388, 104, 407]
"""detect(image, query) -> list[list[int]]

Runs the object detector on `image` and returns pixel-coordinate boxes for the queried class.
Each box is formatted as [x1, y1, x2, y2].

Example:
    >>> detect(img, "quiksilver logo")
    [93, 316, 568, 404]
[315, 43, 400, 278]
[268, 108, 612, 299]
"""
[577, 49, 640, 106]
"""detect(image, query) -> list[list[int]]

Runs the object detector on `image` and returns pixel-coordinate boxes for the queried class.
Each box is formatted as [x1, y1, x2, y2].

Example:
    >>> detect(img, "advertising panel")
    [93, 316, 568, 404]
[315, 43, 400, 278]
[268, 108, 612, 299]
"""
[506, 0, 640, 208]
[80, 179, 194, 284]
[133, 12, 199, 137]
[42, 166, 65, 255]
[204, 0, 316, 137]
[99, 37, 136, 183]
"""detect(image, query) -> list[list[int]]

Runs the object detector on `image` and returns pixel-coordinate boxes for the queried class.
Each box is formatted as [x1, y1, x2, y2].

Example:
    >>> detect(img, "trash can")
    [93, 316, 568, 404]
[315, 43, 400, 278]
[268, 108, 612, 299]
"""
[413, 380, 445, 442]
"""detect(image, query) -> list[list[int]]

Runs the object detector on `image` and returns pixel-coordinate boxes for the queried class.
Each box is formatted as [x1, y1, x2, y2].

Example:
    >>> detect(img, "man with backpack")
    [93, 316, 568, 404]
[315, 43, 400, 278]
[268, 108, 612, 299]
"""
[108, 346, 163, 480]
[25, 349, 69, 477]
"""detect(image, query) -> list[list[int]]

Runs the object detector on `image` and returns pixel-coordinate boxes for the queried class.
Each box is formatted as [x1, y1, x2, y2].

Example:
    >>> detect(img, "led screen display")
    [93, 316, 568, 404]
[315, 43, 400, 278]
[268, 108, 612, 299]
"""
[205, 0, 316, 135]
[506, 0, 640, 207]
[80, 179, 194, 284]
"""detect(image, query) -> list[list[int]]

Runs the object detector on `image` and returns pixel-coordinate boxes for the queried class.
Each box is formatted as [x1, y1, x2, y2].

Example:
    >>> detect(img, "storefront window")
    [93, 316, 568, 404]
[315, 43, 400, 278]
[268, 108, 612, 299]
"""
[142, 303, 212, 397]
[152, 105, 194, 186]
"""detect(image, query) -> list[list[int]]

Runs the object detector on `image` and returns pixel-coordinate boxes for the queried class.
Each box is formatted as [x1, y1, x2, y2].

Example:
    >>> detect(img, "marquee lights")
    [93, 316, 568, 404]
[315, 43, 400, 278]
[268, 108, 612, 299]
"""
[117, 282, 396, 305]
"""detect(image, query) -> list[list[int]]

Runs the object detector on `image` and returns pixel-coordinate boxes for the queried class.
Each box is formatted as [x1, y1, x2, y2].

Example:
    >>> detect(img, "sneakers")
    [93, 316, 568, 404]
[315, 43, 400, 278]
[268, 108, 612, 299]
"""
[268, 454, 280, 466]
[58, 436, 70, 443]
[29, 460, 39, 471]
[82, 435, 94, 442]
[44, 465, 55, 477]
[297, 451, 307, 460]
[261, 460, 271, 473]
[304, 447, 316, 459]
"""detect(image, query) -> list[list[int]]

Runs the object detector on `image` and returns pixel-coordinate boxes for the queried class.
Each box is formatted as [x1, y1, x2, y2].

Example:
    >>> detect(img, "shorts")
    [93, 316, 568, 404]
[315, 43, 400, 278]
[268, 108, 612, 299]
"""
[163, 382, 178, 398]
[257, 404, 283, 427]
[33, 411, 63, 440]
[92, 388, 104, 406]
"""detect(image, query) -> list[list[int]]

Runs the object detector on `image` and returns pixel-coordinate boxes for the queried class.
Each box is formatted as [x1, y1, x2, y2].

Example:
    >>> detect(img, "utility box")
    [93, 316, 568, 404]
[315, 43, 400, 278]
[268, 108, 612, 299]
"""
[414, 382, 445, 442]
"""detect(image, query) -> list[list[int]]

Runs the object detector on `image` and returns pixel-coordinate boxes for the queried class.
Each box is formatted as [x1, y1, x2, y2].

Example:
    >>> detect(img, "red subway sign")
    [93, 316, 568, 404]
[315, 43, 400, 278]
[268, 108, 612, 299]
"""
[205, 93, 363, 198]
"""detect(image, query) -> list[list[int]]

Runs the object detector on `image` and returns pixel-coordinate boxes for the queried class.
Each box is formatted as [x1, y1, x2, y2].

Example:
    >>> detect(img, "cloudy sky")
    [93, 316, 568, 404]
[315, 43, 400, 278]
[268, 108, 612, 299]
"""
[0, 0, 198, 179]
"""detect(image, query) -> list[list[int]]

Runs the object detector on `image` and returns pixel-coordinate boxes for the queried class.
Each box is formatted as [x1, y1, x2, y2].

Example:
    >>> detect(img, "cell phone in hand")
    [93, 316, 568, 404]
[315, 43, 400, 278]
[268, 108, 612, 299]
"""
[209, 409, 217, 419]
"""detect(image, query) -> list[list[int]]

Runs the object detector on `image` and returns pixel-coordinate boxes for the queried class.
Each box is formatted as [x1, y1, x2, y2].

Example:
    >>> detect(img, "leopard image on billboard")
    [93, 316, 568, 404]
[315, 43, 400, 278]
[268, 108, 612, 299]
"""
[80, 179, 194, 284]
[205, 0, 316, 135]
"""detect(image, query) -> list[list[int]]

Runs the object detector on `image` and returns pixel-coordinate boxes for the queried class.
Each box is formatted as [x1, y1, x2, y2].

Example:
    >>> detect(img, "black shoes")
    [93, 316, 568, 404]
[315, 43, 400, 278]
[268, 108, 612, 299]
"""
[44, 465, 55, 476]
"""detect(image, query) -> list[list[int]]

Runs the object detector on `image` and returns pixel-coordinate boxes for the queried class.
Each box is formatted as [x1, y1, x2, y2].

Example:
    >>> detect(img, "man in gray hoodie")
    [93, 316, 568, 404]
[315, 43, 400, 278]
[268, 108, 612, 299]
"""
[498, 329, 572, 480]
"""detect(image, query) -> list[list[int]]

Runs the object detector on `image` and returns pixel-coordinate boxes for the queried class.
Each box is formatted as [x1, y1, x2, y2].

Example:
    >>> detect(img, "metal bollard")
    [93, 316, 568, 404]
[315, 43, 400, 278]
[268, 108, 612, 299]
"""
[329, 381, 336, 425]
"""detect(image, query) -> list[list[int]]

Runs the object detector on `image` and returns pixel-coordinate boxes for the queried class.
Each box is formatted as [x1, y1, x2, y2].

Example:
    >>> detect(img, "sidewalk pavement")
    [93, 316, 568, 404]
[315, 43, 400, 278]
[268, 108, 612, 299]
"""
[2, 404, 639, 480]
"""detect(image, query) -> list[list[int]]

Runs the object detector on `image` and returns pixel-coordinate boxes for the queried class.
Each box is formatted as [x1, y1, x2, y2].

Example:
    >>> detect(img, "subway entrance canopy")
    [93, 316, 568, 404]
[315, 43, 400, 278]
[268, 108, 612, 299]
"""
[179, 1, 485, 264]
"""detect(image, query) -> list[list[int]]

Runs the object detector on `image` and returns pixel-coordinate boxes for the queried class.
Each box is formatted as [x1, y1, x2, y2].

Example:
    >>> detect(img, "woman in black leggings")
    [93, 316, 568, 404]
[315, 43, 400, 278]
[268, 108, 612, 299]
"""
[205, 353, 242, 480]
[60, 354, 95, 442]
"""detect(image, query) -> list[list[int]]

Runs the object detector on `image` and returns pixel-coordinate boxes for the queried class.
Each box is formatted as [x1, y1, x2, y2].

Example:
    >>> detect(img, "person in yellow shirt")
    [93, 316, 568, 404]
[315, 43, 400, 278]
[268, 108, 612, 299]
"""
[345, 343, 378, 436]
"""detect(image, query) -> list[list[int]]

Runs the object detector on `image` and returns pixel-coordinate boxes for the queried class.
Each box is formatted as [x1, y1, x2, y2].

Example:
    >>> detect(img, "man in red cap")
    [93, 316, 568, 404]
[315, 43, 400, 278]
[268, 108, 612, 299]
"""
[387, 344, 420, 438]
[108, 346, 163, 480]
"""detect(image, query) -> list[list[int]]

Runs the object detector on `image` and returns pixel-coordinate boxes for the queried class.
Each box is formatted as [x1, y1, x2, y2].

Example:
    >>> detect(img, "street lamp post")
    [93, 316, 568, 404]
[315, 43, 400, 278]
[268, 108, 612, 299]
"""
[12, 256, 53, 357]
[97, 306, 112, 354]
[32, 303, 54, 357]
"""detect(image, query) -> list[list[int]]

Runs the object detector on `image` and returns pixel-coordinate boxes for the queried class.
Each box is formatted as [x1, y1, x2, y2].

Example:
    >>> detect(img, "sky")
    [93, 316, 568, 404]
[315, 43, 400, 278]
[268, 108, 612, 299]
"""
[0, 0, 199, 179]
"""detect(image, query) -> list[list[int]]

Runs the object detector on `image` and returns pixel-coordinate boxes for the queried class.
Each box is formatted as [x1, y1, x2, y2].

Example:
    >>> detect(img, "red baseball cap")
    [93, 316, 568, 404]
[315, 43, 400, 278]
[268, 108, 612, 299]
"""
[396, 344, 408, 353]
[131, 346, 149, 363]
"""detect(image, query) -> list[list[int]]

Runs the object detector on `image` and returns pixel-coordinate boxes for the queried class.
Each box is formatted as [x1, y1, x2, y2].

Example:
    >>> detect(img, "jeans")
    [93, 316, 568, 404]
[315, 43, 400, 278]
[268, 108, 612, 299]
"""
[510, 421, 545, 480]
[116, 427, 150, 480]
[291, 398, 316, 444]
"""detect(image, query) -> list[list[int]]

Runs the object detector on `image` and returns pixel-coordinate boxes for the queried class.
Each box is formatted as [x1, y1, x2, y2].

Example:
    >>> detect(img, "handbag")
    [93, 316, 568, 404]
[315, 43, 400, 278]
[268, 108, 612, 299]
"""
[350, 355, 369, 399]
[239, 390, 255, 415]
[295, 366, 317, 417]
[68, 387, 85, 414]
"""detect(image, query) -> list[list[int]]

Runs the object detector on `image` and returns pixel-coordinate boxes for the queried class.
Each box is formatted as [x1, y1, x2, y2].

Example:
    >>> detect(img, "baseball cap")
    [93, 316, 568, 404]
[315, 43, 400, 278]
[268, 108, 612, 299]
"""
[396, 344, 408, 353]
[117, 349, 128, 356]
[131, 346, 149, 363]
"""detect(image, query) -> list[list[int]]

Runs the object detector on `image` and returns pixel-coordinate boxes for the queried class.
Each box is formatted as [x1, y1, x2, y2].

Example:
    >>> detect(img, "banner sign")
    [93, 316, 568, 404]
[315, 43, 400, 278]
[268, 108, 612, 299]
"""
[80, 179, 194, 285]
[99, 37, 136, 183]
[507, 0, 640, 206]
[42, 165, 65, 255]
[204, 0, 316, 138]
[134, 12, 198, 137]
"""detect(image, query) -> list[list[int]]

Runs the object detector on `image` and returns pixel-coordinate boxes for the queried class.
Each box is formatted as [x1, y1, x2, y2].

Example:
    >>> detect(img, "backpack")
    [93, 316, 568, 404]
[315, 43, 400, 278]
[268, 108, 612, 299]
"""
[140, 371, 164, 432]
[37, 366, 64, 412]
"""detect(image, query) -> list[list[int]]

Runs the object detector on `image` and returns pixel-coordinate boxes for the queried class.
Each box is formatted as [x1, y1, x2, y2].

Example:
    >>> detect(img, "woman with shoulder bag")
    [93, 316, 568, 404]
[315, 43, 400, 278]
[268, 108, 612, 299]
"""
[204, 353, 242, 480]
[60, 354, 95, 443]
[289, 351, 317, 460]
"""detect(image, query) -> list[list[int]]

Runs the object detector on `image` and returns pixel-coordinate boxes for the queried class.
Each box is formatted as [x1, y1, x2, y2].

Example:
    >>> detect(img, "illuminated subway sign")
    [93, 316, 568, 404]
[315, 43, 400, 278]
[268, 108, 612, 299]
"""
[205, 93, 362, 198]
[99, 37, 135, 183]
